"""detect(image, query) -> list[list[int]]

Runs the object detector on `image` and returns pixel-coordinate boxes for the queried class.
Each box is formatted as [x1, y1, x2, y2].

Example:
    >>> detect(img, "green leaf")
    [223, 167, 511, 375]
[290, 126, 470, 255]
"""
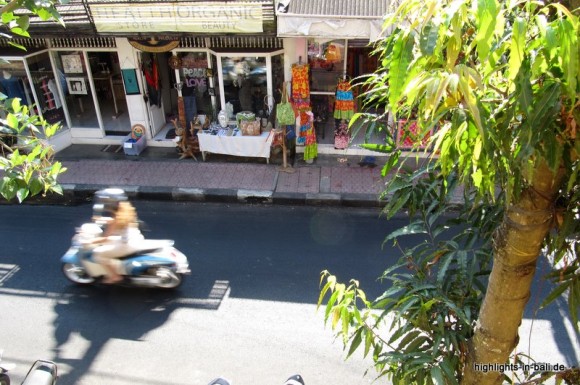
[430, 366, 445, 385]
[347, 328, 363, 358]
[29, 177, 44, 196]
[508, 17, 526, 82]
[385, 221, 427, 242]
[364, 328, 373, 357]
[475, 0, 498, 64]
[441, 358, 459, 385]
[360, 143, 396, 154]
[420, 20, 439, 56]
[397, 330, 421, 350]
[16, 187, 29, 203]
[436, 252, 454, 284]
[381, 151, 401, 178]
[389, 33, 414, 110]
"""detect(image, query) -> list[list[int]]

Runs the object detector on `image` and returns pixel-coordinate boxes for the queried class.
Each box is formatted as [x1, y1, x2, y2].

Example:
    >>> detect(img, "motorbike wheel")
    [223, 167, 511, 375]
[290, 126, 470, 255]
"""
[62, 263, 96, 285]
[0, 372, 10, 385]
[154, 267, 183, 289]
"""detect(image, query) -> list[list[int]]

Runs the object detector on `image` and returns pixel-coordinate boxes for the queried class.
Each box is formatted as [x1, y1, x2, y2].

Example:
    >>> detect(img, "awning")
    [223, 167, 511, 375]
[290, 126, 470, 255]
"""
[276, 0, 388, 41]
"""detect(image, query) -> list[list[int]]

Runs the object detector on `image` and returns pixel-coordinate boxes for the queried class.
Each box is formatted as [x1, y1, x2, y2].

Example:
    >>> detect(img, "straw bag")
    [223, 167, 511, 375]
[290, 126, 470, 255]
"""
[240, 119, 261, 136]
[276, 83, 295, 126]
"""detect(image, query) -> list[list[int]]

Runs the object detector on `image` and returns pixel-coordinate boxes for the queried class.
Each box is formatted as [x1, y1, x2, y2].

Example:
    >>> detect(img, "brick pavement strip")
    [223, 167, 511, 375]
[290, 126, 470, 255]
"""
[48, 158, 390, 207]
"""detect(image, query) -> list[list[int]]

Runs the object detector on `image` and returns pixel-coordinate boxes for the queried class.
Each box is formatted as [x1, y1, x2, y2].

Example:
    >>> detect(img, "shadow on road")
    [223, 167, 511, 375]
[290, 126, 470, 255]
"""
[51, 281, 229, 385]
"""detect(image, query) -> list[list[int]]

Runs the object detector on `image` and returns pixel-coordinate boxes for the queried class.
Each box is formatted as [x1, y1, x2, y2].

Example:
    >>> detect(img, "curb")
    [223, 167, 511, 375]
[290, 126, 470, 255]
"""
[2, 184, 387, 208]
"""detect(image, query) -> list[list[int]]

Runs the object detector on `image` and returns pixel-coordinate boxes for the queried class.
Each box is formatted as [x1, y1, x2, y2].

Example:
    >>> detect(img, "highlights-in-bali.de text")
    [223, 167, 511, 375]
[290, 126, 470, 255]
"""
[474, 362, 567, 373]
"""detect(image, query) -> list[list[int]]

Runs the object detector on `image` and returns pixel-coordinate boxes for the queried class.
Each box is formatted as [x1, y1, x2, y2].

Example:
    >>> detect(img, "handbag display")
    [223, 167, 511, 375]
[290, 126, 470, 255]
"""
[276, 83, 296, 126]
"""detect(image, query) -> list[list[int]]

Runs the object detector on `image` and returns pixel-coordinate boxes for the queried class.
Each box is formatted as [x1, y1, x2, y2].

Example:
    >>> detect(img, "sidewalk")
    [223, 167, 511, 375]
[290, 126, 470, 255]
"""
[49, 144, 390, 206]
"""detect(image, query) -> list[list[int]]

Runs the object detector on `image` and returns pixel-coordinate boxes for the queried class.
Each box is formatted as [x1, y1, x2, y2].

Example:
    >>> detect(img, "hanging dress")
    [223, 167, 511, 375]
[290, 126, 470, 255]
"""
[333, 79, 355, 120]
[291, 63, 310, 100]
[296, 111, 312, 146]
[291, 63, 312, 145]
[333, 79, 354, 149]
[303, 112, 317, 162]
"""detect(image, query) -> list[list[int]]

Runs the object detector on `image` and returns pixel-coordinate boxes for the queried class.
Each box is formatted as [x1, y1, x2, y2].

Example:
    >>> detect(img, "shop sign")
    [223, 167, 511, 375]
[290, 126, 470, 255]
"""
[89, 2, 263, 33]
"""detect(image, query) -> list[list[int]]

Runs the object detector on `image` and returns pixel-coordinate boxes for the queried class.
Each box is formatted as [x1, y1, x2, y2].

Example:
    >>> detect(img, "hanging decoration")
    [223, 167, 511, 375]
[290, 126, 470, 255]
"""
[129, 38, 180, 53]
[324, 44, 342, 63]
[168, 55, 182, 70]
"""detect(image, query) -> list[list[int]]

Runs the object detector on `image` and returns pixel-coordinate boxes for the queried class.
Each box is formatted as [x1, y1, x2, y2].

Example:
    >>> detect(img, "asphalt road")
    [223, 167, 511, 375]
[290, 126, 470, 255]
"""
[0, 201, 577, 385]
[0, 201, 407, 385]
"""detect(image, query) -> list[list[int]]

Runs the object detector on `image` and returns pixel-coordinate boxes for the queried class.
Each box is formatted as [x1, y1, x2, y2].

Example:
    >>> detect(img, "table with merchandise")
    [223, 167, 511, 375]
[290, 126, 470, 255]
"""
[197, 124, 274, 163]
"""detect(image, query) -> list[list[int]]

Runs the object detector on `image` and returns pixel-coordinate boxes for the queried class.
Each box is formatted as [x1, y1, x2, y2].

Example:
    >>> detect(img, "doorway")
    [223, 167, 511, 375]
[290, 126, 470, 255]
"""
[87, 51, 130, 136]
[139, 52, 169, 139]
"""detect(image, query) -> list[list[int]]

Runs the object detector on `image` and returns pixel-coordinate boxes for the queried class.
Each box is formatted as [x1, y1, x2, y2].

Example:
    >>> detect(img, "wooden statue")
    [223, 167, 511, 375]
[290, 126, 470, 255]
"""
[172, 118, 199, 160]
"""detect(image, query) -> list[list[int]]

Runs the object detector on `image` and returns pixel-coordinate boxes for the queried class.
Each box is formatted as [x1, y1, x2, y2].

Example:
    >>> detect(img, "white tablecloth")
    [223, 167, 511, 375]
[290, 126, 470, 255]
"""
[198, 131, 274, 161]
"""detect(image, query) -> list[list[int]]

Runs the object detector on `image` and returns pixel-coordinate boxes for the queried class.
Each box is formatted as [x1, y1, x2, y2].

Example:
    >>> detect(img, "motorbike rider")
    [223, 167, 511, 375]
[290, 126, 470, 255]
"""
[87, 188, 144, 284]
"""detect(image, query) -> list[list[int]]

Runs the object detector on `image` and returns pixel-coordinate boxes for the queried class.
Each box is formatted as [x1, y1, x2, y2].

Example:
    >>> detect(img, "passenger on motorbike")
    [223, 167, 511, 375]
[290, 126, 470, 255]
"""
[87, 188, 144, 284]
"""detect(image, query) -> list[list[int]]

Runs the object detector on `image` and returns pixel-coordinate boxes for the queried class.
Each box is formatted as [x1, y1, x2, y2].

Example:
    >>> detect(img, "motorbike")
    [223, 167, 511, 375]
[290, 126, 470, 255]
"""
[61, 223, 190, 289]
[0, 352, 58, 385]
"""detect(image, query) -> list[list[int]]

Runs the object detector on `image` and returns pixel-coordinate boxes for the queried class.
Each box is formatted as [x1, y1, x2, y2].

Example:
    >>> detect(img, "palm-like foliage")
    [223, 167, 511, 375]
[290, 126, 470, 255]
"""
[320, 1, 579, 384]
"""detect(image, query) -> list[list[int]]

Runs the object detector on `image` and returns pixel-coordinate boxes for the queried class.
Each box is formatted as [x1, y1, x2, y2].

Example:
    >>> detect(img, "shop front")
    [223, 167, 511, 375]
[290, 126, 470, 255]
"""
[4, 0, 388, 159]
[276, 0, 389, 155]
[4, 0, 282, 157]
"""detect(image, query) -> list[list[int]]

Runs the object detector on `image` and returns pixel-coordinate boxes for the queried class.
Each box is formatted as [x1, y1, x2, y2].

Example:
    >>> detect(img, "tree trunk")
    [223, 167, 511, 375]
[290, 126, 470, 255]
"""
[461, 161, 564, 385]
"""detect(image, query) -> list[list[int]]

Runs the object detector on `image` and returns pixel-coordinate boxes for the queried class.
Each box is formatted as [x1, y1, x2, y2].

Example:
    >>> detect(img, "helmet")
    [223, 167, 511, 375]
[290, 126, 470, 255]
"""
[92, 188, 128, 218]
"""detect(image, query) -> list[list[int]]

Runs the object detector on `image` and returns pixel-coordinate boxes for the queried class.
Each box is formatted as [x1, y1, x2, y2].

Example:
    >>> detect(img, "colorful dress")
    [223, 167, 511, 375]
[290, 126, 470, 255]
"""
[291, 63, 312, 145]
[296, 111, 313, 146]
[304, 115, 317, 162]
[333, 79, 355, 120]
[291, 64, 310, 99]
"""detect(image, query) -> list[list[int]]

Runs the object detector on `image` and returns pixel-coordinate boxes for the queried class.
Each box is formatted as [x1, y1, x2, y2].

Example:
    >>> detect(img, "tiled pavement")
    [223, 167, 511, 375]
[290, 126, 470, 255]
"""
[51, 145, 388, 206]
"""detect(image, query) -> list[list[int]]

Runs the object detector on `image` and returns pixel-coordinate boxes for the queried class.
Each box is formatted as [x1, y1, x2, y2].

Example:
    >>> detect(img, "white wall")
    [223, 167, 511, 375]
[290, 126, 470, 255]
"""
[115, 38, 150, 139]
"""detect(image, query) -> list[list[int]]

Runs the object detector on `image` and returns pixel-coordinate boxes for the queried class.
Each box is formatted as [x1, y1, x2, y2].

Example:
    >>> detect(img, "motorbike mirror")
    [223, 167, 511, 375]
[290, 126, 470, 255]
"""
[21, 360, 57, 385]
[284, 374, 305, 385]
[207, 378, 231, 385]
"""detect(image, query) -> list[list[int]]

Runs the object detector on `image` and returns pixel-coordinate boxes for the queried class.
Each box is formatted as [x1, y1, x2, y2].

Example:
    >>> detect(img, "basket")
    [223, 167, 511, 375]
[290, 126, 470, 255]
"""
[240, 119, 261, 136]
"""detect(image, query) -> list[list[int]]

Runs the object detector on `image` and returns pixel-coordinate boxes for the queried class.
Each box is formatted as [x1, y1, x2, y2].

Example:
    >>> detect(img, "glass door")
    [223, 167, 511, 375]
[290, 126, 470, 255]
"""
[53, 50, 101, 137]
[87, 51, 130, 136]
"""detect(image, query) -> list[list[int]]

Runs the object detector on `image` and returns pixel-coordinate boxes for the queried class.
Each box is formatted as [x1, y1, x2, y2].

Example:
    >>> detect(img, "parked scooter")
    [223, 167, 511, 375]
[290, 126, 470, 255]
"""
[0, 352, 57, 385]
[0, 351, 14, 385]
[207, 374, 304, 385]
[61, 188, 190, 289]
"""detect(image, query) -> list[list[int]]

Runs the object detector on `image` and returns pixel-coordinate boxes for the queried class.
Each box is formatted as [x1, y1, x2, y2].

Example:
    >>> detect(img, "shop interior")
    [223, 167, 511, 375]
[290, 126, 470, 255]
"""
[53, 50, 130, 136]
[307, 39, 389, 147]
[150, 50, 285, 145]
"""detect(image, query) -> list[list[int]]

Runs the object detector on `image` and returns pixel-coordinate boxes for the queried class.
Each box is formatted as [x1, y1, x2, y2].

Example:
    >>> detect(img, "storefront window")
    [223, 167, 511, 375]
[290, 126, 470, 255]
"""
[178, 52, 210, 127]
[0, 59, 33, 109]
[26, 52, 66, 126]
[221, 56, 267, 115]
[307, 39, 346, 92]
[53, 50, 99, 130]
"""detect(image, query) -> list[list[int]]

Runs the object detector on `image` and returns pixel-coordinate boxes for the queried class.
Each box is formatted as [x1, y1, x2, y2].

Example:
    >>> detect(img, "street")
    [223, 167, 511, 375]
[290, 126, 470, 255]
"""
[0, 201, 402, 385]
[0, 201, 578, 385]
